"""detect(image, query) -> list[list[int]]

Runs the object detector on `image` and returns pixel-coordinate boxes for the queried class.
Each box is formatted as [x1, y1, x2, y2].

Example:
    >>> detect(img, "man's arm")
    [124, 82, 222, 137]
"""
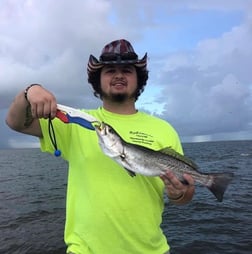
[5, 84, 57, 138]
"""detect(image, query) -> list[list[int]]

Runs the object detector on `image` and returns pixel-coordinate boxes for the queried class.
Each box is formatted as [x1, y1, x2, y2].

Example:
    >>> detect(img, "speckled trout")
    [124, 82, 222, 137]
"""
[94, 122, 234, 202]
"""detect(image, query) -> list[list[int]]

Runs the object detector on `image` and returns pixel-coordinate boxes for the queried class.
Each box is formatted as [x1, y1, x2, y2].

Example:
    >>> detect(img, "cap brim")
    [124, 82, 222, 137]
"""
[87, 53, 147, 74]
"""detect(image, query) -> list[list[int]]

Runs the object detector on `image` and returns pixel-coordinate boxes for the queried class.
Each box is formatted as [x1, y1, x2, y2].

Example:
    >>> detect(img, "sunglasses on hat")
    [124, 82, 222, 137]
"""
[99, 52, 138, 64]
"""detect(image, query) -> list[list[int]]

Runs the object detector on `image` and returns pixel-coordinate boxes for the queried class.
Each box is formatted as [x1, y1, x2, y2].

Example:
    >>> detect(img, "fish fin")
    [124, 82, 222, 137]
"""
[207, 173, 234, 202]
[119, 153, 136, 177]
[124, 168, 136, 177]
[160, 147, 199, 169]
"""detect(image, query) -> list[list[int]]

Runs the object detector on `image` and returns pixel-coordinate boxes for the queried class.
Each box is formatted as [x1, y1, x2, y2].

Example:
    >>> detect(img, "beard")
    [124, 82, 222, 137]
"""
[109, 93, 128, 102]
[101, 90, 137, 103]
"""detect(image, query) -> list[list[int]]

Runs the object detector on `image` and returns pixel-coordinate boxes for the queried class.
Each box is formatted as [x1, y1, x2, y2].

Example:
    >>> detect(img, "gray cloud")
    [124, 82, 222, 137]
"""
[151, 16, 252, 140]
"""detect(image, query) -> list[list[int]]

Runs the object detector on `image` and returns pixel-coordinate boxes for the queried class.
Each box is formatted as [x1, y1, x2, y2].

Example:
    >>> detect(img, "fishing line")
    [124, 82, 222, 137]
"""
[48, 116, 61, 157]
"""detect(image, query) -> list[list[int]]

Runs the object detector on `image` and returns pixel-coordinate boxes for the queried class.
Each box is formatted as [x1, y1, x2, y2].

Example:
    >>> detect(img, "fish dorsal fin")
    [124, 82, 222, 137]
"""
[159, 147, 198, 169]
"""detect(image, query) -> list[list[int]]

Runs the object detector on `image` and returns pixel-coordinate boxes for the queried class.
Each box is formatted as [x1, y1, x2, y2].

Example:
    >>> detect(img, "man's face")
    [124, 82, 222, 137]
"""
[100, 64, 138, 102]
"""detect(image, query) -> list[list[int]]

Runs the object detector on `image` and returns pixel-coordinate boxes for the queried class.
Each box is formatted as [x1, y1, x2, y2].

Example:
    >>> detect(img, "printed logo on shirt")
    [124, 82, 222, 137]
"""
[129, 131, 154, 146]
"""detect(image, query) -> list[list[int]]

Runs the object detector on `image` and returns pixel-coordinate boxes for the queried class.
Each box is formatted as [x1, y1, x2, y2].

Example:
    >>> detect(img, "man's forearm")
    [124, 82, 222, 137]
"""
[6, 90, 32, 131]
[5, 84, 50, 137]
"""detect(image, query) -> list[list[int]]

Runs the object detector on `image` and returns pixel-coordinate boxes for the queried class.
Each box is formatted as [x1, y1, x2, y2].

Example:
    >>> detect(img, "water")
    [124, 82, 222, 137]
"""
[0, 140, 251, 254]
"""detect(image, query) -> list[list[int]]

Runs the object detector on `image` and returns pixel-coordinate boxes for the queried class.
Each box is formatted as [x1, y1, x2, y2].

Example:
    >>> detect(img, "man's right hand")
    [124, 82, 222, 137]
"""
[25, 84, 57, 119]
[6, 84, 57, 137]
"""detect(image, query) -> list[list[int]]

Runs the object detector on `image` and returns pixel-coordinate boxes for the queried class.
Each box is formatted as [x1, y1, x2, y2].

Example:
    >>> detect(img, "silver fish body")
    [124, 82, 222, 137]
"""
[95, 122, 234, 202]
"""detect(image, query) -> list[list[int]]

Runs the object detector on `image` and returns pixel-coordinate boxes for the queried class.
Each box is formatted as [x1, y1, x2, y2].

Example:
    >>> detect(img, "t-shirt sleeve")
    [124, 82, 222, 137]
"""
[154, 118, 184, 155]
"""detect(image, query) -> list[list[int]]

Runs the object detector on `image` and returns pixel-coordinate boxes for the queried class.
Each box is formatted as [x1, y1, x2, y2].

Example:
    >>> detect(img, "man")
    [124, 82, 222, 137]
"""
[6, 39, 195, 254]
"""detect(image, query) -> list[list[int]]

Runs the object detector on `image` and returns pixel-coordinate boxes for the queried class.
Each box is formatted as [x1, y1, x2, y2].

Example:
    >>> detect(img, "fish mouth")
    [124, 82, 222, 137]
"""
[92, 121, 102, 130]
[93, 121, 106, 133]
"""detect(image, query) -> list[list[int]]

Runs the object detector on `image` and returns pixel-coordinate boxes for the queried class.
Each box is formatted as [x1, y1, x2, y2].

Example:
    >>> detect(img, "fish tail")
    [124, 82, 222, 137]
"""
[207, 173, 234, 202]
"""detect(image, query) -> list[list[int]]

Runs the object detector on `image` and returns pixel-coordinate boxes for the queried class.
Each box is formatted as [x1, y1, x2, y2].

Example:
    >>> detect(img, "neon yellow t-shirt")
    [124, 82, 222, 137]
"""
[39, 107, 183, 254]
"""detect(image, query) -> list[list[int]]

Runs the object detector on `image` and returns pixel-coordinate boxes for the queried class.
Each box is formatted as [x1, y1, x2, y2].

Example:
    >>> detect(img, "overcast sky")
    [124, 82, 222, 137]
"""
[1, 0, 252, 148]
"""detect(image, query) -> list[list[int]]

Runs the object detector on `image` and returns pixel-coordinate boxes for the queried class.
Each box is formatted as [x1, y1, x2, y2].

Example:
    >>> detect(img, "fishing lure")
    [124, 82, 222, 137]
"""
[48, 104, 99, 156]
